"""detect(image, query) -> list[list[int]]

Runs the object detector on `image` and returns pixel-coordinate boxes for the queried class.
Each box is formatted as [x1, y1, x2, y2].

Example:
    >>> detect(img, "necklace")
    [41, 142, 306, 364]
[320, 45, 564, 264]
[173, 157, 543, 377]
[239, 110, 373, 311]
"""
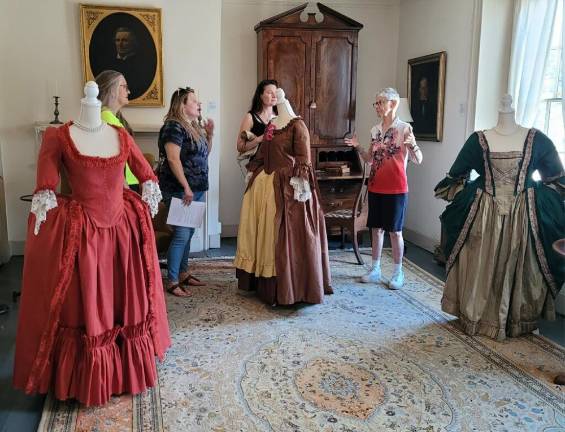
[73, 121, 106, 133]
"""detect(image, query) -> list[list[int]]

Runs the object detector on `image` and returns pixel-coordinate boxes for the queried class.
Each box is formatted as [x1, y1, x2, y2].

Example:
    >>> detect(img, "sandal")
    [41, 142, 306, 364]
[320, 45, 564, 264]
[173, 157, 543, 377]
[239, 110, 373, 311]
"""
[180, 273, 206, 287]
[167, 283, 192, 297]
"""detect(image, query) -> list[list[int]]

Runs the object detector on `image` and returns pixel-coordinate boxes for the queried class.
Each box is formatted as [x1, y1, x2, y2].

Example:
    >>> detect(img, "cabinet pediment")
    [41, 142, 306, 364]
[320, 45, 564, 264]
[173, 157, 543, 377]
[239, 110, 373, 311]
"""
[255, 2, 363, 31]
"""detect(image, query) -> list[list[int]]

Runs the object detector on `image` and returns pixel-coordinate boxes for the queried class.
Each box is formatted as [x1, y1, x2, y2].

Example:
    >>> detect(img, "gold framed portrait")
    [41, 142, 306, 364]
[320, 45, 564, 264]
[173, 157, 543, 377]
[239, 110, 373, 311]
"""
[407, 51, 446, 141]
[80, 4, 163, 107]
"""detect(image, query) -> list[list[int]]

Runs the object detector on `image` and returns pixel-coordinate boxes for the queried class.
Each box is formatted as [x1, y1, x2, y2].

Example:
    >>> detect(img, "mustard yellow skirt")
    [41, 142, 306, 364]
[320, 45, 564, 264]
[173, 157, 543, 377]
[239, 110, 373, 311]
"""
[234, 171, 277, 278]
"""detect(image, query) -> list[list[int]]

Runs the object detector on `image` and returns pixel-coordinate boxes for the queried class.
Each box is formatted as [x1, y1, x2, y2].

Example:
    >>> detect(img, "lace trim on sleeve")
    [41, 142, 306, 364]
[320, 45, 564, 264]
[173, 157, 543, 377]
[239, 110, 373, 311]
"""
[142, 180, 162, 218]
[31, 189, 57, 235]
[289, 177, 312, 202]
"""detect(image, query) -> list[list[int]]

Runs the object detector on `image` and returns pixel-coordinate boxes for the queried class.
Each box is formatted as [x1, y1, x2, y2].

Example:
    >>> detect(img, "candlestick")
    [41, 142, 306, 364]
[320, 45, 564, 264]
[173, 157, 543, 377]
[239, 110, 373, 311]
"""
[50, 96, 63, 124]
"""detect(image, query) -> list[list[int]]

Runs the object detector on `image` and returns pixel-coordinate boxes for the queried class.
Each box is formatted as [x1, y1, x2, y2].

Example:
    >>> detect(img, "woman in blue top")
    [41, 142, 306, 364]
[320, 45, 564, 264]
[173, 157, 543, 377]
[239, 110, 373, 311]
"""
[158, 87, 214, 297]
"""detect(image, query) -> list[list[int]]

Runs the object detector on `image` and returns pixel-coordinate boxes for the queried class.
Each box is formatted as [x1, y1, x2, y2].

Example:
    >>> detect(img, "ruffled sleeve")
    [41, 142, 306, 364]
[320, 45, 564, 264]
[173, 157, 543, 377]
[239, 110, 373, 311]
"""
[435, 132, 482, 201]
[290, 119, 313, 201]
[31, 127, 63, 234]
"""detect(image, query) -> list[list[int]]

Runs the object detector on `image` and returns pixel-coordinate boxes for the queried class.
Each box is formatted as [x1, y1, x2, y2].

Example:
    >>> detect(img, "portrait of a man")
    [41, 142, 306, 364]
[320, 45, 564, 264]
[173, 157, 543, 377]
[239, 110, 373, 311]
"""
[408, 52, 446, 141]
[80, 5, 163, 106]
[412, 75, 436, 135]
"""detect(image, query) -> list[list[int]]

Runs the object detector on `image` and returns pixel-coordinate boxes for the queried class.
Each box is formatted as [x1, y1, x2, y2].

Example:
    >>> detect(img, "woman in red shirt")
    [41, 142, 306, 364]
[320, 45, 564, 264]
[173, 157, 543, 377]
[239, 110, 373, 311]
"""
[346, 88, 422, 289]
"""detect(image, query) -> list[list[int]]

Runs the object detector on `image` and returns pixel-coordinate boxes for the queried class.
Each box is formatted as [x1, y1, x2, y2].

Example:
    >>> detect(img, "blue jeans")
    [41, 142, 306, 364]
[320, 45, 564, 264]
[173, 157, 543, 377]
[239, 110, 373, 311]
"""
[163, 190, 206, 283]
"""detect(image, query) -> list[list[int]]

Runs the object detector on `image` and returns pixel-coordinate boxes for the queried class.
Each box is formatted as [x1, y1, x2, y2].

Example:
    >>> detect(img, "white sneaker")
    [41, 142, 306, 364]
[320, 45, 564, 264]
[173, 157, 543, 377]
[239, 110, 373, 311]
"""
[361, 267, 385, 284]
[388, 270, 404, 290]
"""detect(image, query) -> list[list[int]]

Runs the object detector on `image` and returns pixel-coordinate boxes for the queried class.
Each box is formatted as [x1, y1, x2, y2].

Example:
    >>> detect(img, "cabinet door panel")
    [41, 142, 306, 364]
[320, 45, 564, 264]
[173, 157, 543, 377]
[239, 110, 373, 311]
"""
[312, 33, 356, 146]
[263, 32, 311, 124]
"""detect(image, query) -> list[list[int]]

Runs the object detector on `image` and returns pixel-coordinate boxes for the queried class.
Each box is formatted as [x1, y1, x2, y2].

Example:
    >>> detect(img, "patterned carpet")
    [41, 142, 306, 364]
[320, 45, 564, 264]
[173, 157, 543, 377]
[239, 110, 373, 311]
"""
[39, 251, 565, 431]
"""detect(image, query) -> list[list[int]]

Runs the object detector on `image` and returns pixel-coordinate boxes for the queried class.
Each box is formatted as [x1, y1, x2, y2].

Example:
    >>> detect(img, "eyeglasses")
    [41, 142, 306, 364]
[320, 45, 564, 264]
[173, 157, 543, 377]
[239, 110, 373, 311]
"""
[119, 84, 130, 92]
[372, 100, 387, 108]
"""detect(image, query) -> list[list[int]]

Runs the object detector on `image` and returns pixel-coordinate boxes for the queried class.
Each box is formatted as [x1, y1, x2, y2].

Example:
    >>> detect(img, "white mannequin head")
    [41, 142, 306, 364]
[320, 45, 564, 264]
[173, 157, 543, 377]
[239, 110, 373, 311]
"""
[275, 88, 297, 118]
[83, 81, 102, 107]
[499, 94, 514, 113]
[276, 88, 286, 105]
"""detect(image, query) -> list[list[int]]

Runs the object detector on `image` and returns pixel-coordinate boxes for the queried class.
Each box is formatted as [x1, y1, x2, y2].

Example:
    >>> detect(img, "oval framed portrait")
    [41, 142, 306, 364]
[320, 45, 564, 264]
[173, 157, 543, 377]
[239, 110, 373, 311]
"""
[80, 5, 163, 107]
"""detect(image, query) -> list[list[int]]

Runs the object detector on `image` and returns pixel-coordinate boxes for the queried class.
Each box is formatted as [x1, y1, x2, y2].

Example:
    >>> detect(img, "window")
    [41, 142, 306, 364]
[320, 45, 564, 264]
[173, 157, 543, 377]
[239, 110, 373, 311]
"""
[533, 1, 564, 161]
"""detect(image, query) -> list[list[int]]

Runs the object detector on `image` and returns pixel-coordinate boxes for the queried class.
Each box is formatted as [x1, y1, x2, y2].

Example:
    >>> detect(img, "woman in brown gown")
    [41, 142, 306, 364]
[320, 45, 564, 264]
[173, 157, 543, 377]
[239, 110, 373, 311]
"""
[234, 88, 332, 305]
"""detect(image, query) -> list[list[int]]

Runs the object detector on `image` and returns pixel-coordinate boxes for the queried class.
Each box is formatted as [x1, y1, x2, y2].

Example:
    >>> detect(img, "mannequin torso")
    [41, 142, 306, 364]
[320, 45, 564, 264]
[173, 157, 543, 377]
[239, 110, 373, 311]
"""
[483, 95, 528, 153]
[69, 81, 120, 157]
[484, 127, 529, 153]
[272, 88, 298, 129]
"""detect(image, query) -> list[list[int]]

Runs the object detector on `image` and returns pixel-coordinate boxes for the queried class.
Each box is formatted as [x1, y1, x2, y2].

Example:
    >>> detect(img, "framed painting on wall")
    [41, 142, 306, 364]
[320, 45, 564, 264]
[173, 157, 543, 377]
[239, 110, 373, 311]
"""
[79, 4, 163, 106]
[407, 51, 446, 141]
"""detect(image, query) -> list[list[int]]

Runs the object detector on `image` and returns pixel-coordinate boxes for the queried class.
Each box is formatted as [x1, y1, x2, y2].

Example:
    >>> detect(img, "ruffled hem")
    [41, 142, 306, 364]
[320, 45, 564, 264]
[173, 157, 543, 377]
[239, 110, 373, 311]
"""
[43, 321, 157, 407]
[22, 194, 169, 397]
[434, 176, 465, 201]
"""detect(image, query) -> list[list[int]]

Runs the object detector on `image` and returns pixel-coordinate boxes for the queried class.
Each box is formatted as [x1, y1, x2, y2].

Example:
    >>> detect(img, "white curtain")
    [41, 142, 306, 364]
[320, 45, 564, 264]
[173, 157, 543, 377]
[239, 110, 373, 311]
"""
[562, 1, 564, 128]
[508, 0, 558, 126]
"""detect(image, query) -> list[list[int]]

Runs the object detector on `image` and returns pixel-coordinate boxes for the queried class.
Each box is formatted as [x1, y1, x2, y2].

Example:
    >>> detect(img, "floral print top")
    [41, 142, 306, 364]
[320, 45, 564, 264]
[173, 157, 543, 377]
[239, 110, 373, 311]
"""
[368, 117, 422, 194]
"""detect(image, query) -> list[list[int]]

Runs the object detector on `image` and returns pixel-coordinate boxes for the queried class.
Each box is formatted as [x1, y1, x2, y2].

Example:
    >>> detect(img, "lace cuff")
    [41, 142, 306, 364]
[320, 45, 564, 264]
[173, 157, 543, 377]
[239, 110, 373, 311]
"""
[142, 180, 162, 218]
[31, 189, 57, 235]
[290, 177, 312, 202]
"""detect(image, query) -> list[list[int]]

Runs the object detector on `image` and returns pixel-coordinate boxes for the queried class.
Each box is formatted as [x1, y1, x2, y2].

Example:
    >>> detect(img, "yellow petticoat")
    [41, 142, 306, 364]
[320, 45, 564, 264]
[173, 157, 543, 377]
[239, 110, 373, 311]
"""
[234, 171, 277, 277]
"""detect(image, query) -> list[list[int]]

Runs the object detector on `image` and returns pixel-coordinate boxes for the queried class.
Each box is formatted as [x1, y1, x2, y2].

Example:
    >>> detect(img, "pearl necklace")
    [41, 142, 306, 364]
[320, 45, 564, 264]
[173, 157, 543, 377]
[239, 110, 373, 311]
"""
[73, 121, 106, 133]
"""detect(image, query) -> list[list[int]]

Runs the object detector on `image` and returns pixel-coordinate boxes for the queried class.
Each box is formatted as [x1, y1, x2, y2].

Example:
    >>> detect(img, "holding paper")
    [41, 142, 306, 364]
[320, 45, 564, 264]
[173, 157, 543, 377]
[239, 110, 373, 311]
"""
[166, 197, 206, 228]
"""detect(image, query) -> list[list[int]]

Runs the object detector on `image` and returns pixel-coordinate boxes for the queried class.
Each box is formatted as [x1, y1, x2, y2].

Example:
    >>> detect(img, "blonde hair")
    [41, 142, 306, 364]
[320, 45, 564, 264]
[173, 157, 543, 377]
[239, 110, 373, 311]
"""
[95, 70, 133, 135]
[164, 87, 205, 141]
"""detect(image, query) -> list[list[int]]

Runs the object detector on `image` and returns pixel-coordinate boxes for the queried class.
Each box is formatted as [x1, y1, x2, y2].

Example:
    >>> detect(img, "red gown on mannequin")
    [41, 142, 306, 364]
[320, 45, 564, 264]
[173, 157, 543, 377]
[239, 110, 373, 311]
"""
[13, 123, 171, 406]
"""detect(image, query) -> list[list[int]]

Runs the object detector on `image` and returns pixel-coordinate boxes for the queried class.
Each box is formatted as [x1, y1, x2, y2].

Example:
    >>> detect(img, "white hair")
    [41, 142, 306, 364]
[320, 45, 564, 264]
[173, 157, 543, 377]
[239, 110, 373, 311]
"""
[377, 87, 400, 103]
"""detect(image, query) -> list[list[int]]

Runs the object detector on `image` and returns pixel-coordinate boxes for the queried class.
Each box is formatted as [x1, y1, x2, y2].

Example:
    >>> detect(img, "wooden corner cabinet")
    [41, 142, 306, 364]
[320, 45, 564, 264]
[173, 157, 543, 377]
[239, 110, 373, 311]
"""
[256, 3, 364, 215]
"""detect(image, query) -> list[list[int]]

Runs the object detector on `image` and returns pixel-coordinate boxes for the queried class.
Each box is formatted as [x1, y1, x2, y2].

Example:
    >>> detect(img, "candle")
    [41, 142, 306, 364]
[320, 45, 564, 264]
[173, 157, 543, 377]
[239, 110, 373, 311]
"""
[54, 80, 59, 97]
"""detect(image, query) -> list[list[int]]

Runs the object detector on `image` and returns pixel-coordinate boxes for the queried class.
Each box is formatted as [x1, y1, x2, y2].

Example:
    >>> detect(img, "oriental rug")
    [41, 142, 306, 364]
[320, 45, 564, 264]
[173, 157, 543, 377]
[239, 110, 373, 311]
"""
[38, 251, 565, 431]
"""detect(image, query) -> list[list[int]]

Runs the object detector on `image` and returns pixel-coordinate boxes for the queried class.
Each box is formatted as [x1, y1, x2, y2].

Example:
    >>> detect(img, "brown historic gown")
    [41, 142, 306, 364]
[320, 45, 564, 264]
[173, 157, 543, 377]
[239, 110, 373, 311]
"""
[234, 118, 332, 305]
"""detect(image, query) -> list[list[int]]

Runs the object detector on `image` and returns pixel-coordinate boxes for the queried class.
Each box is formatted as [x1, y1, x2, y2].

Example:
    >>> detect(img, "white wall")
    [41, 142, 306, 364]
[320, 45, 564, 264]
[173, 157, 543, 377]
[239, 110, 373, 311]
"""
[396, 0, 481, 250]
[0, 0, 222, 254]
[220, 0, 400, 235]
[475, 0, 514, 130]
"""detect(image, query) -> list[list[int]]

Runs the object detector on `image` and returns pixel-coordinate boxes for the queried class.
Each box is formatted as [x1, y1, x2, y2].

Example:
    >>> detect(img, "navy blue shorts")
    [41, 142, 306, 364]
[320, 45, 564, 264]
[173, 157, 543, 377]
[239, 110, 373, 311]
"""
[367, 192, 407, 232]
